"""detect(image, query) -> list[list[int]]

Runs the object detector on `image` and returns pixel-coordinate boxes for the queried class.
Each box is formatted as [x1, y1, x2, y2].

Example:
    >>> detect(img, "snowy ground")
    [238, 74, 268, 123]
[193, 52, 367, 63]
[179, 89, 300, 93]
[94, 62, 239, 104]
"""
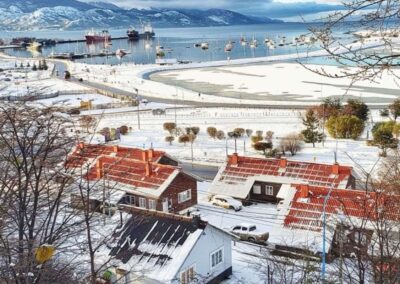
[92, 107, 385, 176]
[29, 93, 122, 108]
[150, 62, 400, 105]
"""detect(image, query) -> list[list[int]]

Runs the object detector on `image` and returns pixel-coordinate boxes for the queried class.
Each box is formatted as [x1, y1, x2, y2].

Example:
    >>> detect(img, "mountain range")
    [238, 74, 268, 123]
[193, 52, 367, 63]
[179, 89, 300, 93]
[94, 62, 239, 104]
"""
[0, 0, 282, 31]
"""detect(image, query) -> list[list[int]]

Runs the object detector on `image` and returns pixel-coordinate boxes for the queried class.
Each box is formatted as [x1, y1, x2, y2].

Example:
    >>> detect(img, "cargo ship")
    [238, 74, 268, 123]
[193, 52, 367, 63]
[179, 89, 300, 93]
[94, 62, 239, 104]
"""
[127, 27, 139, 41]
[85, 29, 111, 43]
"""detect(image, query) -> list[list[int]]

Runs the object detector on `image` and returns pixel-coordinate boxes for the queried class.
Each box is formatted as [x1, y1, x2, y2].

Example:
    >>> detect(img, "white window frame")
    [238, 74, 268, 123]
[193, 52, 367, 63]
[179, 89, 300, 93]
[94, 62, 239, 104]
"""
[265, 185, 274, 196]
[138, 197, 146, 208]
[178, 189, 192, 204]
[126, 195, 135, 205]
[210, 247, 224, 270]
[252, 184, 261, 194]
[148, 199, 156, 210]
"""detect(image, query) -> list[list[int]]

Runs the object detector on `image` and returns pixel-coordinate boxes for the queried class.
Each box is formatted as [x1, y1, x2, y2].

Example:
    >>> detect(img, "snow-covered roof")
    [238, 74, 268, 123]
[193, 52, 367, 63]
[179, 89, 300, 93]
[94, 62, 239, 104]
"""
[209, 154, 353, 199]
[108, 210, 207, 283]
[66, 143, 172, 168]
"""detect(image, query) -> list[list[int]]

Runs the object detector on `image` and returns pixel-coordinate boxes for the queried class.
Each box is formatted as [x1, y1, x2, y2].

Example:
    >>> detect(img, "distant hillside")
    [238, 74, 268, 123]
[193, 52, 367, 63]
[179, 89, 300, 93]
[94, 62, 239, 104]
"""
[0, 0, 282, 31]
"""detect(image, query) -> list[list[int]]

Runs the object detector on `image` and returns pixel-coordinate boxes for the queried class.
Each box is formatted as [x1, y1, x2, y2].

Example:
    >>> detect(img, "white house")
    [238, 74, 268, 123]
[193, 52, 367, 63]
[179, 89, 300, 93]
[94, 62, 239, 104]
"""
[106, 208, 233, 284]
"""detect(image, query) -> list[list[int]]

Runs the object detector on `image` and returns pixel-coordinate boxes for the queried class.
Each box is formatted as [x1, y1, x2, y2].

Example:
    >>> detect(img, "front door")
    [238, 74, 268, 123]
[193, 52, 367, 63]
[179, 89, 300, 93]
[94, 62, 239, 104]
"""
[162, 198, 169, 212]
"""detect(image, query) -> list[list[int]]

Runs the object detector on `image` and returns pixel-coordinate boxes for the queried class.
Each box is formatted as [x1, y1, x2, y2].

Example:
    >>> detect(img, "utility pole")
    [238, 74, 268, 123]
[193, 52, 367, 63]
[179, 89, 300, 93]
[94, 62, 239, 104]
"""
[135, 88, 141, 130]
[190, 141, 194, 169]
[243, 140, 246, 155]
[225, 138, 228, 156]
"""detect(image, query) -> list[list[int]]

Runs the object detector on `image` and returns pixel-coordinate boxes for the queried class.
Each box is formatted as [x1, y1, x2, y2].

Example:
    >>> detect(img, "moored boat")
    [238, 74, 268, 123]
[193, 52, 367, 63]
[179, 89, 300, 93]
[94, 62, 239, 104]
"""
[85, 29, 111, 43]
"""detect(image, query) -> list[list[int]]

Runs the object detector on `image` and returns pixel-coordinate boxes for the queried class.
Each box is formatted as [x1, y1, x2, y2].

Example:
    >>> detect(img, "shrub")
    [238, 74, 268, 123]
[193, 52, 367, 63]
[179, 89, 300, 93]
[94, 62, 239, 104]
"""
[389, 99, 400, 121]
[253, 142, 273, 155]
[251, 135, 263, 144]
[233, 128, 245, 137]
[326, 115, 365, 139]
[246, 129, 253, 137]
[265, 131, 274, 142]
[165, 136, 175, 145]
[207, 127, 218, 139]
[163, 122, 177, 134]
[216, 130, 225, 140]
[279, 133, 303, 156]
[255, 130, 263, 137]
[179, 134, 190, 146]
[342, 99, 369, 121]
[119, 125, 129, 135]
[191, 127, 200, 135]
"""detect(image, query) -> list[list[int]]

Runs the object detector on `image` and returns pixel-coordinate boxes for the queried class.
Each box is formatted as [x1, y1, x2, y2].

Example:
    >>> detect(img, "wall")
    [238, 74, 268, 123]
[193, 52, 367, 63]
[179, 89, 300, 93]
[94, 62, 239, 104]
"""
[248, 181, 282, 203]
[176, 225, 232, 284]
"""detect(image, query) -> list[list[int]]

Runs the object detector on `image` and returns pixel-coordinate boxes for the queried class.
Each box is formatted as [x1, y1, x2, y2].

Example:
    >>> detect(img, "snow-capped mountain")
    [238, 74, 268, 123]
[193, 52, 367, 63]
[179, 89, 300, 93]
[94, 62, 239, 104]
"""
[0, 0, 281, 31]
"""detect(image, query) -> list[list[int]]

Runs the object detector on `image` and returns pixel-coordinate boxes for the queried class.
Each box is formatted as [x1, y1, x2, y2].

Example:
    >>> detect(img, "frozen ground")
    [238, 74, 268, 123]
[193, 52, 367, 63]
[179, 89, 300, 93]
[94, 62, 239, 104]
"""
[29, 93, 121, 108]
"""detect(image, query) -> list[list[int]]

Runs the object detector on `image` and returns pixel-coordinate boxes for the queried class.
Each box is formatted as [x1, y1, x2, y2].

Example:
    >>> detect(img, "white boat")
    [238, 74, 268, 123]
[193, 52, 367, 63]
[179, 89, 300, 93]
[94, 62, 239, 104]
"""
[250, 36, 258, 49]
[240, 35, 247, 46]
[145, 41, 152, 49]
[201, 42, 209, 50]
[116, 49, 129, 57]
[27, 41, 42, 51]
[224, 41, 233, 52]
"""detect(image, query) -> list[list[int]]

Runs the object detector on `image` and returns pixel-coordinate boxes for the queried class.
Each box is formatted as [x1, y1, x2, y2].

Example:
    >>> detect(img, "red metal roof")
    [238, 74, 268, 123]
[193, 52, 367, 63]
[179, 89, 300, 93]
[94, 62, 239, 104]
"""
[66, 143, 166, 168]
[284, 184, 400, 232]
[222, 155, 352, 188]
[86, 156, 177, 190]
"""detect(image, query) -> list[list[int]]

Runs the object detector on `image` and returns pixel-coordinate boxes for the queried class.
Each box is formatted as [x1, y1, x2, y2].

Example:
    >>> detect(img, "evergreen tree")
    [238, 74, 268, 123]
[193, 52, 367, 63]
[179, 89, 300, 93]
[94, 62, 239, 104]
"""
[301, 109, 324, 147]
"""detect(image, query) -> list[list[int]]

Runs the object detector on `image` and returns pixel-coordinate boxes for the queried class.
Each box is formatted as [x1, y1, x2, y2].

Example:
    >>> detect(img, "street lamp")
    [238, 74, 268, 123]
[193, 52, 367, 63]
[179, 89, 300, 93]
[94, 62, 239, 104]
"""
[135, 88, 141, 130]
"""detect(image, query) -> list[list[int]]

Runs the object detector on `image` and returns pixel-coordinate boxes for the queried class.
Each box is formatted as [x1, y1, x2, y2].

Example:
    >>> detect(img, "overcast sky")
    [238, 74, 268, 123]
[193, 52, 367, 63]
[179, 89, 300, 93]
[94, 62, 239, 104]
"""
[83, 0, 344, 19]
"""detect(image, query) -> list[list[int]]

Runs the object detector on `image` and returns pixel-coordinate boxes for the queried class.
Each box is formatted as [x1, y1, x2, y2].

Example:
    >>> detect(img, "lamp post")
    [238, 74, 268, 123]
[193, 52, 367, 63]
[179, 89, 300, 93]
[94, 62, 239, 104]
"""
[135, 88, 141, 130]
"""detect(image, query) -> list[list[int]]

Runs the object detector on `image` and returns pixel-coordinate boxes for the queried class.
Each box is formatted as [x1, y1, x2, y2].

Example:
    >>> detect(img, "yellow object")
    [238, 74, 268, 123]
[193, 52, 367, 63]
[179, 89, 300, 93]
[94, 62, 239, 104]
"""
[35, 245, 55, 264]
[80, 100, 92, 110]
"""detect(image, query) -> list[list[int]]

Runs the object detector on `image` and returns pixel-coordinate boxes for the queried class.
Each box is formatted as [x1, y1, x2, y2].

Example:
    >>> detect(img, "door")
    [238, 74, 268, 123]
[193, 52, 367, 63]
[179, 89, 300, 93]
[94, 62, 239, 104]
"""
[162, 198, 169, 212]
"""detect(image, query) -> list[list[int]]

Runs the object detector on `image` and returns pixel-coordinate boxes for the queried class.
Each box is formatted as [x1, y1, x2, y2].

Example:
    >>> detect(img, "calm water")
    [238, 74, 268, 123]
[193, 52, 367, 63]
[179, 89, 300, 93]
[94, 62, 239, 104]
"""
[3, 23, 353, 65]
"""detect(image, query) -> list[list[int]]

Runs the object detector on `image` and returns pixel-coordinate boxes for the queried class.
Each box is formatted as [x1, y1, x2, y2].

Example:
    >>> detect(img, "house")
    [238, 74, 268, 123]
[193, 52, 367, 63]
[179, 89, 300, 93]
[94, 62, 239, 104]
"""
[67, 144, 197, 214]
[276, 183, 400, 260]
[105, 208, 233, 284]
[209, 153, 355, 203]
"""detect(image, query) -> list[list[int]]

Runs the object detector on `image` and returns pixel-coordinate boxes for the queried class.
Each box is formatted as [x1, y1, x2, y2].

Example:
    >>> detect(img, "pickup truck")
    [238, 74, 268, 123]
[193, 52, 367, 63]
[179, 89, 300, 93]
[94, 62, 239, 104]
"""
[229, 223, 269, 244]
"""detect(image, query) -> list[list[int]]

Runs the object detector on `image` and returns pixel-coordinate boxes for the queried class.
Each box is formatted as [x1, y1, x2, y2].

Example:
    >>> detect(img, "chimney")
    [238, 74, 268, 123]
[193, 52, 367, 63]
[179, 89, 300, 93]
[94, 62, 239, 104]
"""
[113, 145, 119, 153]
[96, 159, 103, 179]
[148, 149, 154, 160]
[279, 157, 287, 168]
[142, 150, 149, 162]
[230, 153, 239, 165]
[78, 142, 85, 149]
[145, 161, 152, 176]
[300, 184, 309, 198]
[191, 212, 206, 229]
[332, 163, 340, 175]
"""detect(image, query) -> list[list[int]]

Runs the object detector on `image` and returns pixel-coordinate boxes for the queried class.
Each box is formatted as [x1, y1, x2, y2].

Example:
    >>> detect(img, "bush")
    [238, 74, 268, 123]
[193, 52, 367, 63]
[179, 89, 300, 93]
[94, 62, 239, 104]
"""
[119, 125, 129, 135]
[265, 131, 274, 142]
[207, 127, 217, 139]
[251, 135, 263, 144]
[253, 142, 273, 155]
[216, 130, 225, 140]
[326, 115, 365, 139]
[342, 99, 369, 121]
[389, 99, 400, 121]
[233, 128, 245, 137]
[372, 121, 398, 156]
[165, 136, 175, 145]
[255, 130, 263, 137]
[179, 134, 190, 146]
[279, 133, 303, 156]
[191, 127, 200, 135]
[163, 122, 177, 134]
[246, 129, 253, 137]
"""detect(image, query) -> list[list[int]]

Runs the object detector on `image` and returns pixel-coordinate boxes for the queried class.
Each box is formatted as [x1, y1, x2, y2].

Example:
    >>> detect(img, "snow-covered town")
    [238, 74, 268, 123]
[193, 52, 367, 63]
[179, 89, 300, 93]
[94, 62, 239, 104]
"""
[1, 1, 400, 284]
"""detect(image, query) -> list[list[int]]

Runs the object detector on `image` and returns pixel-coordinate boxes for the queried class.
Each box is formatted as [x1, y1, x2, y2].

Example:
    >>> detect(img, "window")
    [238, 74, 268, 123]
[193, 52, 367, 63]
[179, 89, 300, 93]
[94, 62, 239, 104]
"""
[210, 247, 224, 269]
[249, 226, 256, 232]
[138, 197, 146, 208]
[148, 199, 156, 210]
[178, 189, 192, 203]
[252, 185, 261, 194]
[266, 185, 274, 196]
[354, 231, 368, 246]
[232, 226, 241, 231]
[180, 265, 196, 284]
[124, 195, 135, 205]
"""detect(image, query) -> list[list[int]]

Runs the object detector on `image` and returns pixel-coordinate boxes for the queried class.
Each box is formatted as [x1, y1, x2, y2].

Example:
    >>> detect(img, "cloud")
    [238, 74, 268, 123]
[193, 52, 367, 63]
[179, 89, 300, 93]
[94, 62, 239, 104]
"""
[82, 0, 343, 19]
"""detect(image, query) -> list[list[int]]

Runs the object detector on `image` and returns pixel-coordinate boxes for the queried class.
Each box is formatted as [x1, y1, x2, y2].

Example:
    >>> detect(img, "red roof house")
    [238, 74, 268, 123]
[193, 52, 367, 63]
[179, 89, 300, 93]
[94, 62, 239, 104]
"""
[209, 154, 355, 202]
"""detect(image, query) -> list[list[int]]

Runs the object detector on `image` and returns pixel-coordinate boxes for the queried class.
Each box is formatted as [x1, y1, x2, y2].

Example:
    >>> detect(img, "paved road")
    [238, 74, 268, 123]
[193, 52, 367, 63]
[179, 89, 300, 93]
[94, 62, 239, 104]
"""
[180, 162, 219, 181]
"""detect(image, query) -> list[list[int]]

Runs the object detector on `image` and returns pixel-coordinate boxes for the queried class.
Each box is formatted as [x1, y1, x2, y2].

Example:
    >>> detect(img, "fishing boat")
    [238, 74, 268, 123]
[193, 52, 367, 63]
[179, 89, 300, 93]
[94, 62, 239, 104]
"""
[85, 29, 111, 44]
[249, 36, 258, 49]
[127, 27, 139, 41]
[240, 35, 247, 46]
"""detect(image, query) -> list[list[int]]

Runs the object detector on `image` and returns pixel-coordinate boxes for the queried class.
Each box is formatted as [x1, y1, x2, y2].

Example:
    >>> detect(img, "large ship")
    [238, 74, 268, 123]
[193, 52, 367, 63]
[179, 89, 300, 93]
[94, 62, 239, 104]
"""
[85, 29, 111, 43]
[139, 23, 155, 39]
[127, 27, 139, 41]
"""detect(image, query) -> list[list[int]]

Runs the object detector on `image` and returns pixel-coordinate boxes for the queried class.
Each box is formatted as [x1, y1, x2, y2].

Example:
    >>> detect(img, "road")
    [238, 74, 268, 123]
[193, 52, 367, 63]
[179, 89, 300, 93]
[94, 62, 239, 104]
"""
[180, 162, 219, 181]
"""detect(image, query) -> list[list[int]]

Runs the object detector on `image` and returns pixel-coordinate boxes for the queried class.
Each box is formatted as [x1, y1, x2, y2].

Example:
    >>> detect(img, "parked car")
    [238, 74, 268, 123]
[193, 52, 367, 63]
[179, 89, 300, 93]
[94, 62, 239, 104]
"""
[211, 195, 243, 211]
[229, 223, 269, 244]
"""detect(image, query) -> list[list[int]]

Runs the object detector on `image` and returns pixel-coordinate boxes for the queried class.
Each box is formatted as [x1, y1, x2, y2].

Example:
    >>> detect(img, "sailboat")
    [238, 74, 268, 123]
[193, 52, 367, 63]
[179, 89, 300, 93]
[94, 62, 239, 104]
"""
[224, 41, 233, 52]
[250, 35, 258, 49]
[201, 42, 209, 50]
